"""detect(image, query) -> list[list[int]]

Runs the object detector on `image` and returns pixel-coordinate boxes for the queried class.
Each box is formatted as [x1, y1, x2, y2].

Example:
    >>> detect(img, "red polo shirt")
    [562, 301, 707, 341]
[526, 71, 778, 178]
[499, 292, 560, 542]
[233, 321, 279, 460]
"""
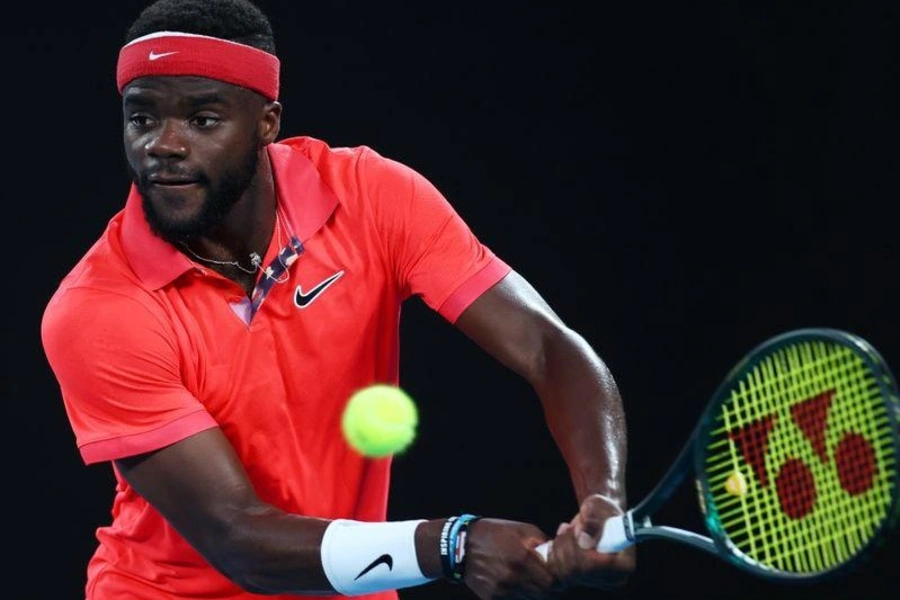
[41, 135, 511, 599]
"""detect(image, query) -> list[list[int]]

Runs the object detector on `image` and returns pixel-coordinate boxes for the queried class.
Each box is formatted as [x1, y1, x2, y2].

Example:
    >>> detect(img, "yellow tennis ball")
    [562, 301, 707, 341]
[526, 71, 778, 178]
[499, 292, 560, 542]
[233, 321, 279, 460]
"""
[342, 384, 418, 457]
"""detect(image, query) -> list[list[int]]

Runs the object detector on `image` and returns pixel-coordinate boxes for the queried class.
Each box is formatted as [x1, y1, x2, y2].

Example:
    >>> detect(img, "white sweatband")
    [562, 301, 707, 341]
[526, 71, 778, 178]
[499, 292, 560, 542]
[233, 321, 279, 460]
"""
[321, 519, 435, 595]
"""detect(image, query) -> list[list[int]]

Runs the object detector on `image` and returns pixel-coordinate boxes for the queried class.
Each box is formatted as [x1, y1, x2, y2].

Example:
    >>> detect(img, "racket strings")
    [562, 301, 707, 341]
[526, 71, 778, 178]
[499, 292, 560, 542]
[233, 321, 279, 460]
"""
[703, 340, 896, 575]
[773, 345, 888, 570]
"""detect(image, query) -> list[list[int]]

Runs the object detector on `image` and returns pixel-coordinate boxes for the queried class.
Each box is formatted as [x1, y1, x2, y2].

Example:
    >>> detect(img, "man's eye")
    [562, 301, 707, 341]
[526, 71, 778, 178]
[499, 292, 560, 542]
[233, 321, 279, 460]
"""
[128, 115, 154, 128]
[193, 116, 220, 128]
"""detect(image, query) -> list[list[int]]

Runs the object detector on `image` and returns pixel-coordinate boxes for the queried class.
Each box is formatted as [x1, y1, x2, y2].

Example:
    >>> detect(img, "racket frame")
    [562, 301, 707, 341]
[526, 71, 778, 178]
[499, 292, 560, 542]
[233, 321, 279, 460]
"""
[625, 418, 718, 555]
[539, 328, 900, 581]
[692, 328, 900, 582]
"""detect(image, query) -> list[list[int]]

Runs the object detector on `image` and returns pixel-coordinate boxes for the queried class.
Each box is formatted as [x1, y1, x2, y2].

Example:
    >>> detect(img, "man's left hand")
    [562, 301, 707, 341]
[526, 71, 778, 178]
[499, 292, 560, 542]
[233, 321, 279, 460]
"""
[543, 493, 636, 590]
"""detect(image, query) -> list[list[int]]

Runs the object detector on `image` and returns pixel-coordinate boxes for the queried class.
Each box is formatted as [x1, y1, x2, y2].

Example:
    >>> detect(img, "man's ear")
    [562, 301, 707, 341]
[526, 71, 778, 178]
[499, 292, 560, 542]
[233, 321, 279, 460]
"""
[260, 101, 282, 144]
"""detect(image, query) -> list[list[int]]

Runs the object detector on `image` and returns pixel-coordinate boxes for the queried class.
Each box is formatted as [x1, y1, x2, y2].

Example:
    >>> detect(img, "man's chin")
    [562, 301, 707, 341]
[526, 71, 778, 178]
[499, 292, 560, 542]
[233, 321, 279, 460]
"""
[142, 206, 206, 242]
[147, 221, 202, 245]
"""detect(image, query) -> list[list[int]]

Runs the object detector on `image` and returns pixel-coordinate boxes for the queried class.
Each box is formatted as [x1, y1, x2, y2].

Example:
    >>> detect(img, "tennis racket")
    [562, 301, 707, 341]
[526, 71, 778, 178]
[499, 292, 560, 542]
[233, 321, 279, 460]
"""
[536, 328, 900, 582]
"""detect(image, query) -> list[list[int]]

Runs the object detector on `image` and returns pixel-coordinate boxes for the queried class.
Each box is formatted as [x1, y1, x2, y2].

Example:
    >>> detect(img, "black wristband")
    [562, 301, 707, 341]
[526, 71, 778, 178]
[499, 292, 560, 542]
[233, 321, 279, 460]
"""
[438, 516, 459, 580]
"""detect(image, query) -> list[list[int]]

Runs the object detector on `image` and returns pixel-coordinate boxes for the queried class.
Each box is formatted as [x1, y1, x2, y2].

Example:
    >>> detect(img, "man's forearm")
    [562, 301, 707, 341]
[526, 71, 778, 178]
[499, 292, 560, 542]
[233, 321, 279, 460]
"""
[534, 328, 628, 505]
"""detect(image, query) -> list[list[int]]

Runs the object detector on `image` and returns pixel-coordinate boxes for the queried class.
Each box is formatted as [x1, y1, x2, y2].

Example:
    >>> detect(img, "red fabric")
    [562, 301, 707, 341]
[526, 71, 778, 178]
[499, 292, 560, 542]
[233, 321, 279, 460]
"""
[41, 135, 510, 599]
[117, 32, 280, 100]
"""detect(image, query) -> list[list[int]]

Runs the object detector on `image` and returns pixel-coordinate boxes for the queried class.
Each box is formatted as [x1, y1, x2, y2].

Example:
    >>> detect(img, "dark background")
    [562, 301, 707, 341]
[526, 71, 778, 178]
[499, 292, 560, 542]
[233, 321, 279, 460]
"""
[7, 1, 898, 598]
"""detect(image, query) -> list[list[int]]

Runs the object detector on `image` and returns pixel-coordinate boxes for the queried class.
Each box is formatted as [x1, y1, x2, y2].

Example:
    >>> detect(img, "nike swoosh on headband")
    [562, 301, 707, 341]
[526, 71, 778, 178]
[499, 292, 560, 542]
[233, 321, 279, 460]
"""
[148, 50, 179, 61]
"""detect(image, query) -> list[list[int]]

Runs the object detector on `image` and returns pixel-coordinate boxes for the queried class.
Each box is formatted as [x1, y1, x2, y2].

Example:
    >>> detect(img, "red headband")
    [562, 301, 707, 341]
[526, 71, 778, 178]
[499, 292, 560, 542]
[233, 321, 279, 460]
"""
[116, 31, 280, 101]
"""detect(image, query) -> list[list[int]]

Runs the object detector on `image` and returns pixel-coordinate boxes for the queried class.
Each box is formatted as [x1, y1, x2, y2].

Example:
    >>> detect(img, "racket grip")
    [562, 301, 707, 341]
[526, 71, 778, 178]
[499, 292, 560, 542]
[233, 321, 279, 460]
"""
[534, 515, 631, 561]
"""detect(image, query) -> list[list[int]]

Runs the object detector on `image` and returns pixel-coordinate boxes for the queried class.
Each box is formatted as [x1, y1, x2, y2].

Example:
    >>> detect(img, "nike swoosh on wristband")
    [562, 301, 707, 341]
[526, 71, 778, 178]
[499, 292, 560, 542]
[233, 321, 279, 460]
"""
[148, 50, 179, 61]
[294, 271, 344, 309]
[355, 554, 394, 580]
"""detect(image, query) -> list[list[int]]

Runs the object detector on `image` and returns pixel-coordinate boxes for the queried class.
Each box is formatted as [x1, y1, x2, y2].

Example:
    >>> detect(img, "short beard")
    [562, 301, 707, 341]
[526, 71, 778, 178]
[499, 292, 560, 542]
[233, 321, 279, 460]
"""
[134, 147, 261, 245]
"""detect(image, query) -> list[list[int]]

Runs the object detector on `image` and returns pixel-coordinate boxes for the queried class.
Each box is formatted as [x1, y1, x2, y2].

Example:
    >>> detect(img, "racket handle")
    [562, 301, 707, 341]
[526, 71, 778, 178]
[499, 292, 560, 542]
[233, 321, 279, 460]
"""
[534, 515, 631, 560]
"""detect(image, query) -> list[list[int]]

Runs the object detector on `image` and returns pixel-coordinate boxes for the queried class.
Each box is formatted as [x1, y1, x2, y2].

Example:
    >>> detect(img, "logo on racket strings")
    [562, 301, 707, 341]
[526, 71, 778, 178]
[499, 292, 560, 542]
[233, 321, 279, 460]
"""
[726, 389, 879, 519]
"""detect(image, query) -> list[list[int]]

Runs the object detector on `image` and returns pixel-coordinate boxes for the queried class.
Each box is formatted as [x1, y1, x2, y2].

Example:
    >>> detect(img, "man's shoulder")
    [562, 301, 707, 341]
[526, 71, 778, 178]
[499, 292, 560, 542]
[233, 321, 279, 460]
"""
[45, 226, 148, 317]
[273, 135, 391, 170]
[271, 136, 415, 212]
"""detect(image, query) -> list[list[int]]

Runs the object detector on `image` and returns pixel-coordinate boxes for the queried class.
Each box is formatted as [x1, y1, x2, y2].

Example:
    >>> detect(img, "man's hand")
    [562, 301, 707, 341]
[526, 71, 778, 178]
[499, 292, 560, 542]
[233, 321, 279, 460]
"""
[544, 494, 636, 590]
[462, 518, 558, 600]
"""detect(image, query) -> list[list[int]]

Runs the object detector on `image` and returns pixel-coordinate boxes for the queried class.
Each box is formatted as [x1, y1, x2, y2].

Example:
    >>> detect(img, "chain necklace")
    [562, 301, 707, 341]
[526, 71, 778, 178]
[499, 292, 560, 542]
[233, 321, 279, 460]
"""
[181, 244, 262, 274]
[180, 214, 282, 275]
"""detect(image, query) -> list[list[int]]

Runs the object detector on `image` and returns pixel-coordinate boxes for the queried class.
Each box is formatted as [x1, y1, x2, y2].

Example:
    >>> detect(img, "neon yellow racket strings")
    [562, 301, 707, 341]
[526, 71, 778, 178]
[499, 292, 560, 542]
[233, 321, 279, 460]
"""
[703, 340, 896, 574]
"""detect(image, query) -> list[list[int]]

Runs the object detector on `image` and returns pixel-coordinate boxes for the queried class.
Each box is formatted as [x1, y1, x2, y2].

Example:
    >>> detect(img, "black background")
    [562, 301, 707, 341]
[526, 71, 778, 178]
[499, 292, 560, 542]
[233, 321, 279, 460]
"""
[7, 1, 898, 598]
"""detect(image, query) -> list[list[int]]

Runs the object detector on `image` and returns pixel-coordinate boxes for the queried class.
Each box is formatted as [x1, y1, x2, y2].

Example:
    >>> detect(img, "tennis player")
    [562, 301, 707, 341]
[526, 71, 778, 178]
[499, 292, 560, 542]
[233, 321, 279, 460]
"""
[40, 0, 635, 598]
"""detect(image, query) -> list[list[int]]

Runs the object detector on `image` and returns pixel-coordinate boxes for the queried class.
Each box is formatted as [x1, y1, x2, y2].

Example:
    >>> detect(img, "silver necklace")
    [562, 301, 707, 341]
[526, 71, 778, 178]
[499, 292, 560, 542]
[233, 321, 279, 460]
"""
[180, 214, 282, 274]
[181, 243, 262, 274]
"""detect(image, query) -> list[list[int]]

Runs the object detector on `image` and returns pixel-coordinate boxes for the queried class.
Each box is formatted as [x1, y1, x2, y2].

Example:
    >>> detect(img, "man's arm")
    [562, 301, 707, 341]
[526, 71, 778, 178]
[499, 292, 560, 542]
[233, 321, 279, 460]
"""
[115, 428, 333, 593]
[454, 269, 635, 587]
[115, 426, 556, 597]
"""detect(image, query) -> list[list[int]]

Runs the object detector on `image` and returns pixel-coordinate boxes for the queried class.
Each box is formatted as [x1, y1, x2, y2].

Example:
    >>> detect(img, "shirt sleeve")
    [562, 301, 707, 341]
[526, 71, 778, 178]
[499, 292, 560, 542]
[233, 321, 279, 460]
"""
[41, 285, 217, 465]
[359, 148, 512, 322]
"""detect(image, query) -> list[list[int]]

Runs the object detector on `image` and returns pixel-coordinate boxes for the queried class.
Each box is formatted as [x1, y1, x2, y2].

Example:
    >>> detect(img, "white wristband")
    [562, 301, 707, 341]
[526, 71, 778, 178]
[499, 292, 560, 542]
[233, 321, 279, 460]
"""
[321, 519, 435, 596]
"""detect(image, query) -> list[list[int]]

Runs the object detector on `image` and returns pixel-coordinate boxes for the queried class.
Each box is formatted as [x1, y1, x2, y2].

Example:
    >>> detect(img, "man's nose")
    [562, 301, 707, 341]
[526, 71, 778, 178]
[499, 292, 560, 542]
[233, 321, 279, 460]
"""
[146, 120, 188, 157]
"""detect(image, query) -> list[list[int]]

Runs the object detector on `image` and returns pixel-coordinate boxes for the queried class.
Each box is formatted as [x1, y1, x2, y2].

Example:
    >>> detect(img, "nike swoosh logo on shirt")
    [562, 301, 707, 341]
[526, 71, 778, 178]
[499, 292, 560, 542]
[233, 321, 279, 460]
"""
[148, 50, 179, 61]
[294, 271, 344, 309]
[355, 554, 393, 580]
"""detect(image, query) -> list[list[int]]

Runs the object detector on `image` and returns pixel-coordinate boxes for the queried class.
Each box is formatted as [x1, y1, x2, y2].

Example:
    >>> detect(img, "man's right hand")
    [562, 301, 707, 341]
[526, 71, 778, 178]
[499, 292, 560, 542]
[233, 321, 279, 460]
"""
[462, 518, 558, 600]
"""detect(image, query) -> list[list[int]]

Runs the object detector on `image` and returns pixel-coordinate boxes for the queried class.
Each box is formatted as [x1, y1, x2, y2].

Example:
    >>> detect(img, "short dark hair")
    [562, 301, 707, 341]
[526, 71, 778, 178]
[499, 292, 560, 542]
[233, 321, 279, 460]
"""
[124, 0, 276, 55]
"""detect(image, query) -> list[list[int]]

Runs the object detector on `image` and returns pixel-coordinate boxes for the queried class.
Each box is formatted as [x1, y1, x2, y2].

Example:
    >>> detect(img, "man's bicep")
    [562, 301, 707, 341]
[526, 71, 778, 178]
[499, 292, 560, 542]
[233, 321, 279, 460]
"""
[454, 270, 566, 377]
[115, 427, 258, 540]
[115, 428, 335, 592]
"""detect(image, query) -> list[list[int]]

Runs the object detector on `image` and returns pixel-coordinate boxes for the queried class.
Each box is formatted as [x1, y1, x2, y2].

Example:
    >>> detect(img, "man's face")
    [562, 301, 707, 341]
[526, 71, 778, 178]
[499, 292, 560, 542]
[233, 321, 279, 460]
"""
[122, 76, 268, 243]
